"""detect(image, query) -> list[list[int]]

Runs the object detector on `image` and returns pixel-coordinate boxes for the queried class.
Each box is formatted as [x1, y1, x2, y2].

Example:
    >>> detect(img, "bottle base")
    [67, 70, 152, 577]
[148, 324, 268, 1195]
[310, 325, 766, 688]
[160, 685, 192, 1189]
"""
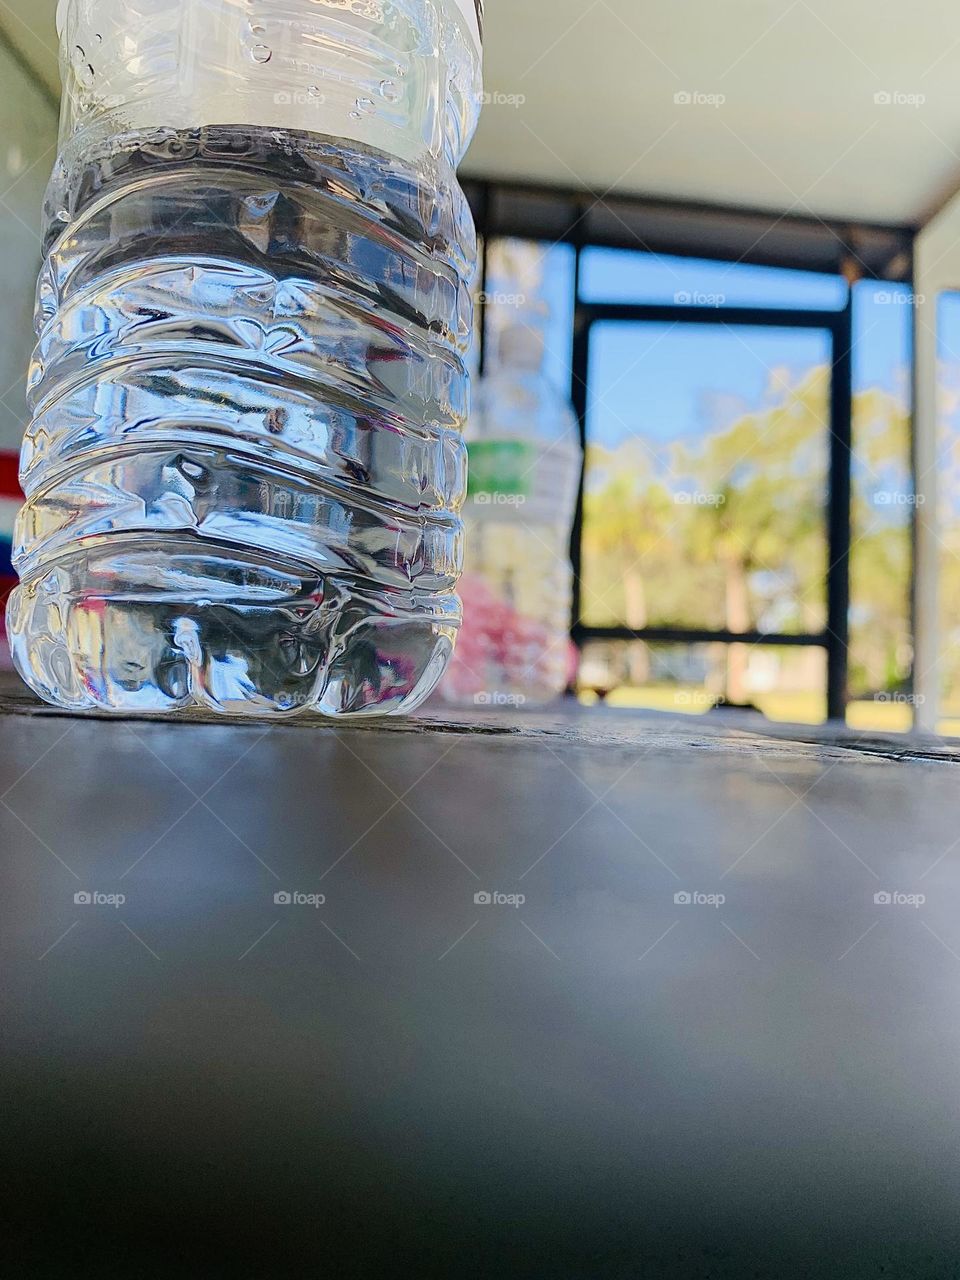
[7, 544, 458, 720]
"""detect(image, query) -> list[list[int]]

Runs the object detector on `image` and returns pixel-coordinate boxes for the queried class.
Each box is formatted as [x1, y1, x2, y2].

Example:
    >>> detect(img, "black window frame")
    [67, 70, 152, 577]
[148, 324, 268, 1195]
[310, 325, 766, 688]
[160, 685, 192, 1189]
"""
[463, 178, 916, 722]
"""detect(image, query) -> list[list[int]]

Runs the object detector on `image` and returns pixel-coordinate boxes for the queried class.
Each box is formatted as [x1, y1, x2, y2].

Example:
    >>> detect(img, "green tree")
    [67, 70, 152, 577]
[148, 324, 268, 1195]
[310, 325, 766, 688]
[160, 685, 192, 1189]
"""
[582, 445, 674, 681]
[849, 386, 912, 697]
[580, 366, 912, 711]
[678, 368, 828, 703]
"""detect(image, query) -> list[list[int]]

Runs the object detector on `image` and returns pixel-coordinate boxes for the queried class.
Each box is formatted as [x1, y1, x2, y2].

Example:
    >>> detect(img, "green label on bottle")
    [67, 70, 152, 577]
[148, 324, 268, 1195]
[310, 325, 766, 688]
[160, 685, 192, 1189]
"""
[467, 441, 537, 500]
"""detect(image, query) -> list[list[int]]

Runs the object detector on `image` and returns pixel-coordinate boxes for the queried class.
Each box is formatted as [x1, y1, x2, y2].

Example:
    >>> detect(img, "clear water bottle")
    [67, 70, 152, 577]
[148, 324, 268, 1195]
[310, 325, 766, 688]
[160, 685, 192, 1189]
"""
[9, 0, 482, 716]
[440, 320, 582, 707]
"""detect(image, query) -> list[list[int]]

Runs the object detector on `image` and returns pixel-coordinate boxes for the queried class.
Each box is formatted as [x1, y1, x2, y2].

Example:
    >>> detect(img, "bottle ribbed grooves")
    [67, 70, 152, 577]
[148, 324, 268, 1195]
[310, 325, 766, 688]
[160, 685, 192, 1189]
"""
[10, 126, 475, 717]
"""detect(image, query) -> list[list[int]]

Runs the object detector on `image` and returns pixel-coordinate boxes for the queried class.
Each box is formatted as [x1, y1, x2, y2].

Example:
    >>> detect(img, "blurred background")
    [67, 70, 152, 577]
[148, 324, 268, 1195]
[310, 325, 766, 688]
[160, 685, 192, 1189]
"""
[1, 1, 960, 731]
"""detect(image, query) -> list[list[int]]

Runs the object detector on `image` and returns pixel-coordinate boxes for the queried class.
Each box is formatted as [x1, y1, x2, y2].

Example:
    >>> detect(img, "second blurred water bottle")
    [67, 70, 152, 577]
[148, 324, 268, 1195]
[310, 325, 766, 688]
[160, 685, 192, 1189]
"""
[441, 318, 582, 707]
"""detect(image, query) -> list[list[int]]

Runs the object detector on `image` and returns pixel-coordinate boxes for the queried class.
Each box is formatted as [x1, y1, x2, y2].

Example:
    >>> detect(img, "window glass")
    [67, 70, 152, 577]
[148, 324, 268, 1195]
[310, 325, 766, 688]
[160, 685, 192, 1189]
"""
[0, 45, 57, 452]
[578, 640, 827, 726]
[0, 46, 57, 664]
[848, 281, 913, 717]
[581, 320, 832, 676]
[937, 291, 960, 730]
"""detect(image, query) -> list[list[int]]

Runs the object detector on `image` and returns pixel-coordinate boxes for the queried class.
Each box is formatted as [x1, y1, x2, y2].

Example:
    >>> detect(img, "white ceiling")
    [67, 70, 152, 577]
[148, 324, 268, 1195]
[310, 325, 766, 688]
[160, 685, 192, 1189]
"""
[0, 0, 59, 98]
[4, 0, 960, 226]
[466, 0, 960, 226]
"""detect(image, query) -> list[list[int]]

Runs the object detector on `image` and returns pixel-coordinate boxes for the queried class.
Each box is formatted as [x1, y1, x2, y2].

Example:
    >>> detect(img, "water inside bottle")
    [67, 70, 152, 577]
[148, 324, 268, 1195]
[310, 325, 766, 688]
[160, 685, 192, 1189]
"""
[9, 123, 475, 716]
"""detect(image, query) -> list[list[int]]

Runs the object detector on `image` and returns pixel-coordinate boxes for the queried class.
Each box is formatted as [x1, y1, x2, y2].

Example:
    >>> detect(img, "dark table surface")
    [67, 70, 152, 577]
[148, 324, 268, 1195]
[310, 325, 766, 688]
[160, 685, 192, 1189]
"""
[4, 681, 960, 1278]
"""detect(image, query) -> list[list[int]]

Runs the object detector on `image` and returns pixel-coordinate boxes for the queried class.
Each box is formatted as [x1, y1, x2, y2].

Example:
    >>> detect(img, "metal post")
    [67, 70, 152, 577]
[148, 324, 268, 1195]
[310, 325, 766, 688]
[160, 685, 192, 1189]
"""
[827, 298, 853, 722]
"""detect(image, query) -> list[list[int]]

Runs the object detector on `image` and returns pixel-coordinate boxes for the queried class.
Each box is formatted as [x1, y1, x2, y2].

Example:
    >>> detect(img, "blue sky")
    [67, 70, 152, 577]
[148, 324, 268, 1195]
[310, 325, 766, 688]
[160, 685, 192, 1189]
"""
[588, 321, 831, 447]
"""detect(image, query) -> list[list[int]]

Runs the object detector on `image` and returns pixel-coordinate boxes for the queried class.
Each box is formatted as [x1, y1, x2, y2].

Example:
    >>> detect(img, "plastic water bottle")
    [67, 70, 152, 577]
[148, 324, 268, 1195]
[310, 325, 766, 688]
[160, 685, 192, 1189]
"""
[9, 0, 482, 717]
[439, 320, 582, 707]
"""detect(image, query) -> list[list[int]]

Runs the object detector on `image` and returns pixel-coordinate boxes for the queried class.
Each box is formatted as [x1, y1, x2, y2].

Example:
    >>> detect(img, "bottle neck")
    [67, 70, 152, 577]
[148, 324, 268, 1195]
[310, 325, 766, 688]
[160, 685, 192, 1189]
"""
[56, 0, 482, 170]
[496, 323, 546, 375]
